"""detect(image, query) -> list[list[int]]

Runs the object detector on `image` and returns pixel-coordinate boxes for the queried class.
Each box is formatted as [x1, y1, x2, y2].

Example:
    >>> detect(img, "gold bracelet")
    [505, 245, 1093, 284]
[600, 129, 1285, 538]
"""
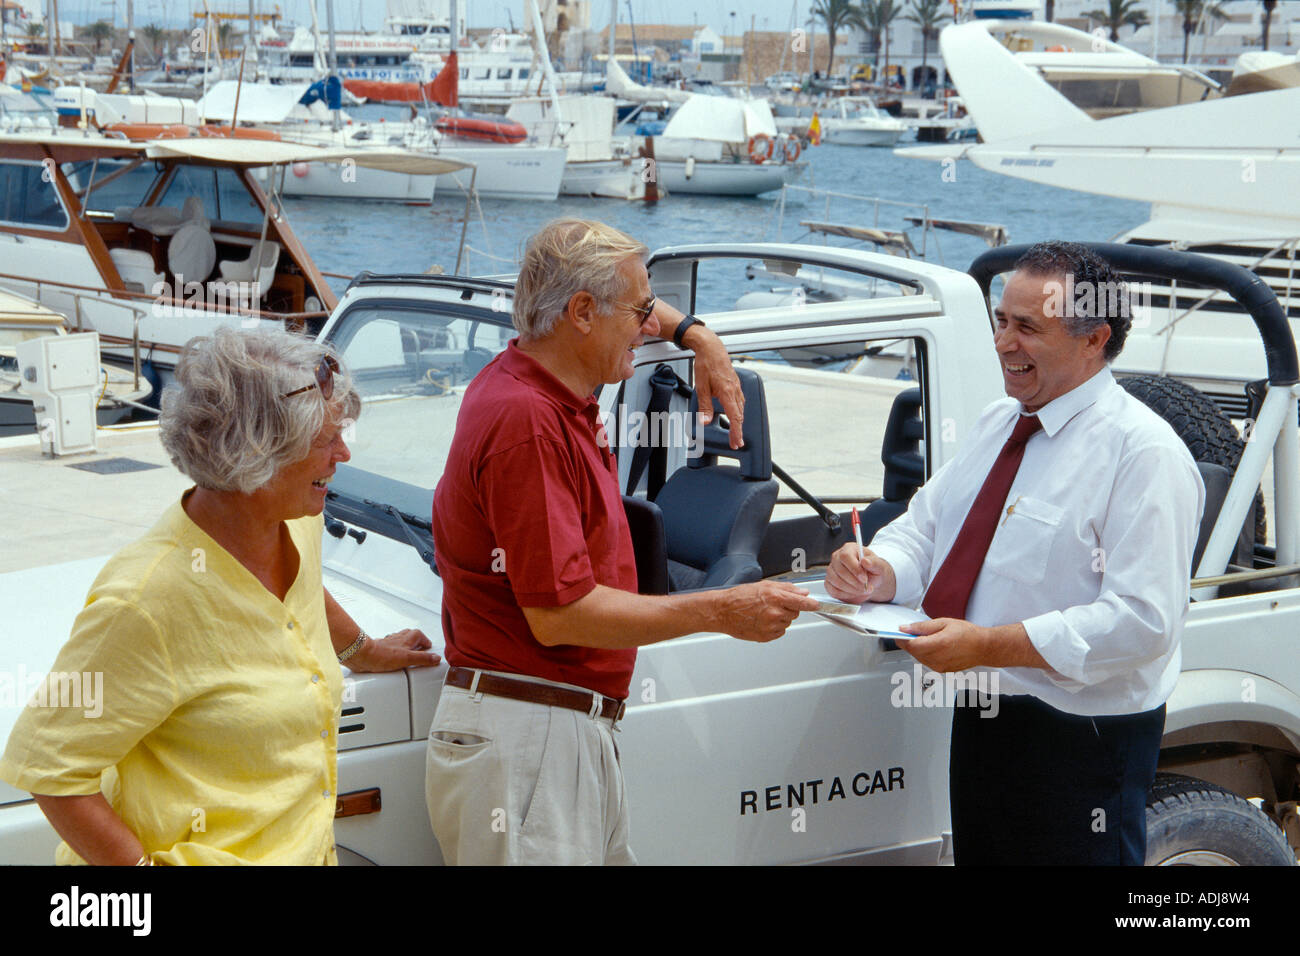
[338, 629, 369, 663]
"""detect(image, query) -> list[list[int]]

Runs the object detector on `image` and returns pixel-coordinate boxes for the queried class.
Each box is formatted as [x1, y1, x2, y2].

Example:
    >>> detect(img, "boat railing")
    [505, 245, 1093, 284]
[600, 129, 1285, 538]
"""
[1120, 236, 1300, 377]
[768, 184, 1008, 265]
[0, 271, 330, 392]
[770, 184, 939, 258]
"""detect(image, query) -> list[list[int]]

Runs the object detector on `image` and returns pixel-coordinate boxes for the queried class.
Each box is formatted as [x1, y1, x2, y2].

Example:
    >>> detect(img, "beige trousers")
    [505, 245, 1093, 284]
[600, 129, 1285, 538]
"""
[424, 674, 636, 865]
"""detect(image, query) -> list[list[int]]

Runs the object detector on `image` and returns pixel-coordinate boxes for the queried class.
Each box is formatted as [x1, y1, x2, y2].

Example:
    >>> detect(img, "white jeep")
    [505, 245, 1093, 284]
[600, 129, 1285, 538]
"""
[1, 242, 1296, 865]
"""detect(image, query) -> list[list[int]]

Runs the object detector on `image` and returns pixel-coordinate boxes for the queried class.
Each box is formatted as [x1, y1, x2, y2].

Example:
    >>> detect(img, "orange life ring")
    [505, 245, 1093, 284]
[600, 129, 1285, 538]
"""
[199, 124, 282, 141]
[103, 123, 192, 140]
[748, 133, 774, 164]
[783, 138, 801, 162]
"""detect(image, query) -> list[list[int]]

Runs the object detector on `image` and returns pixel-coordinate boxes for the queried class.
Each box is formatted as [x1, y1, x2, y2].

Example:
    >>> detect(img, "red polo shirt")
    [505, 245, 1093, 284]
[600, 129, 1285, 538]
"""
[432, 340, 638, 699]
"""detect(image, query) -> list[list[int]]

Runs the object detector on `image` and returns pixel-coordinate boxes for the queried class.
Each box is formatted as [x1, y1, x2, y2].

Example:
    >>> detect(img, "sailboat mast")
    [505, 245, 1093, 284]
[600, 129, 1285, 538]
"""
[326, 0, 339, 130]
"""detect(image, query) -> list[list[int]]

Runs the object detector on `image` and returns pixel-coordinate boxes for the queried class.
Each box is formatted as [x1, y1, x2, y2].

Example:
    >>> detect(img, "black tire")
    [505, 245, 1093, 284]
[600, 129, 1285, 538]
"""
[1119, 374, 1266, 544]
[1145, 772, 1296, 865]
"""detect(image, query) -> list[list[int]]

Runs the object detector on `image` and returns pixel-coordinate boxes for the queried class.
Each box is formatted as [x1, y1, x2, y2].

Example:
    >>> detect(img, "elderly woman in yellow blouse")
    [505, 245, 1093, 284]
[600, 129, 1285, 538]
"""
[0, 327, 438, 865]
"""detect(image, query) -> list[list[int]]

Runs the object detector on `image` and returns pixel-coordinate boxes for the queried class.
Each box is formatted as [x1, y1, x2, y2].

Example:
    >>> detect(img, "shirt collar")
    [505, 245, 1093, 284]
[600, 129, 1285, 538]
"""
[1025, 365, 1114, 437]
[500, 338, 599, 420]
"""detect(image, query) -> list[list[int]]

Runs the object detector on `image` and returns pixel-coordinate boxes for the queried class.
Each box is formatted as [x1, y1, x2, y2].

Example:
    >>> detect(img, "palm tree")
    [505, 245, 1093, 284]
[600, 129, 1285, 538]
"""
[812, 0, 857, 75]
[905, 0, 951, 95]
[142, 23, 167, 63]
[1084, 0, 1150, 42]
[83, 20, 114, 55]
[851, 0, 905, 84]
[1174, 0, 1227, 63]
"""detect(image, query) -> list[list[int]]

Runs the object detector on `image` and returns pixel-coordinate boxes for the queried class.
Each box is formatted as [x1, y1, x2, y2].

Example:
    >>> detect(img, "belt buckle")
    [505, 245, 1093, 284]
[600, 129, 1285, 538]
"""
[612, 698, 626, 726]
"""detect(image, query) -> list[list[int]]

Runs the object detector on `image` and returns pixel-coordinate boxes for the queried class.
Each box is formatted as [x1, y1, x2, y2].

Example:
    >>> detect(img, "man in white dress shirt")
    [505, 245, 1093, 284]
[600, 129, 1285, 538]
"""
[826, 241, 1205, 864]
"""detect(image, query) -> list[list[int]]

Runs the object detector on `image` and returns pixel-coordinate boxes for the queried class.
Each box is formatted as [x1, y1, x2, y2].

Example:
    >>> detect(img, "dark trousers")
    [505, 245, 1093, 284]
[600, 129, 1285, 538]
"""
[949, 693, 1165, 865]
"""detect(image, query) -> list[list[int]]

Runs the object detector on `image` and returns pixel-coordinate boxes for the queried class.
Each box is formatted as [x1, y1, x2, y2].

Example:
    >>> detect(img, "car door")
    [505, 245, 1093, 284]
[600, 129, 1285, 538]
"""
[605, 246, 992, 864]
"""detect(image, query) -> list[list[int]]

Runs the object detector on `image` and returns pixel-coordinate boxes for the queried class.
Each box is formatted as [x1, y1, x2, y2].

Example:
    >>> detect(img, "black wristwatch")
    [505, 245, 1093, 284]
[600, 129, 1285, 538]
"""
[672, 314, 705, 349]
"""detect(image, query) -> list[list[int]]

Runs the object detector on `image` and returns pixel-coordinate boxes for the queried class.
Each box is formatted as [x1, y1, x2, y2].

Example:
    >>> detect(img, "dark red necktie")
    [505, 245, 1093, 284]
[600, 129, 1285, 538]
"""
[922, 414, 1042, 620]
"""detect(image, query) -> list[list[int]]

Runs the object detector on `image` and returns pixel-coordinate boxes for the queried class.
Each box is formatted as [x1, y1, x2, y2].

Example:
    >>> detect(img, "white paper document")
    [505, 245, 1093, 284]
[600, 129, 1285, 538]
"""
[813, 601, 930, 640]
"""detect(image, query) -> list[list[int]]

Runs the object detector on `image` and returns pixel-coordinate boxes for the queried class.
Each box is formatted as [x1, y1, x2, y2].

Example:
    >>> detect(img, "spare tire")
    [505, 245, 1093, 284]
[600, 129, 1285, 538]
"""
[1119, 374, 1265, 547]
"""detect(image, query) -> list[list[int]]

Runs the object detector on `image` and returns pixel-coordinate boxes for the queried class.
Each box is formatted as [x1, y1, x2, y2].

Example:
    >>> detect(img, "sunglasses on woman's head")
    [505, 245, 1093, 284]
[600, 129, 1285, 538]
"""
[283, 355, 340, 400]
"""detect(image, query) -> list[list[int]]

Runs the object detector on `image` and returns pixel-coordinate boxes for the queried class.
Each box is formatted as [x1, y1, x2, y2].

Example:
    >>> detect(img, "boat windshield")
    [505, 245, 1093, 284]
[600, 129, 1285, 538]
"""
[158, 164, 264, 225]
[62, 159, 162, 213]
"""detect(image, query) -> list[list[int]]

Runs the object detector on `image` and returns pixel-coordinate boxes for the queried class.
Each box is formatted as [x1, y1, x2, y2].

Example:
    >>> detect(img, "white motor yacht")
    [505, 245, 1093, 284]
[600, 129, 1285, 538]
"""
[925, 20, 1300, 415]
[815, 97, 907, 147]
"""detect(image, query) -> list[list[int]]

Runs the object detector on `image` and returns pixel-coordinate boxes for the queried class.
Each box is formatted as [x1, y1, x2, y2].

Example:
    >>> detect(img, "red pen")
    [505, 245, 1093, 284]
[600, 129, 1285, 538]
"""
[851, 506, 864, 561]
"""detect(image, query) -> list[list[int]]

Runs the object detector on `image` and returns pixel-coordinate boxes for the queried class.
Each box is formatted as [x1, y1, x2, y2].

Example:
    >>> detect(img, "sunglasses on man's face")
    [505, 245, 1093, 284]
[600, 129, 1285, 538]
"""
[618, 295, 656, 323]
[282, 355, 340, 400]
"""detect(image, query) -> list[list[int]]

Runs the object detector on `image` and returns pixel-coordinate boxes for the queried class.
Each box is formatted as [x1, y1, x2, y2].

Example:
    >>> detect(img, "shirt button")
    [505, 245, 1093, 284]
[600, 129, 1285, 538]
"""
[287, 621, 295, 630]
[323, 789, 331, 798]
[311, 674, 320, 683]
[321, 730, 329, 738]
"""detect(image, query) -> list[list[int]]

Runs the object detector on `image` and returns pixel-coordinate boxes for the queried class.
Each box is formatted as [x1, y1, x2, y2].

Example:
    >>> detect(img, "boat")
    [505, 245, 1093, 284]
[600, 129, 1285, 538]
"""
[640, 94, 804, 197]
[198, 76, 563, 203]
[925, 20, 1300, 415]
[506, 94, 661, 201]
[964, 19, 1222, 119]
[778, 96, 907, 147]
[0, 289, 152, 436]
[258, 1, 598, 112]
[0, 129, 468, 385]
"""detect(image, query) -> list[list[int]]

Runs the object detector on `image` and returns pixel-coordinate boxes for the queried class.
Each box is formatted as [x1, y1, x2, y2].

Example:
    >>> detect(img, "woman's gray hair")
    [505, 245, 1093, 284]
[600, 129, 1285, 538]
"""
[513, 218, 649, 339]
[159, 327, 361, 493]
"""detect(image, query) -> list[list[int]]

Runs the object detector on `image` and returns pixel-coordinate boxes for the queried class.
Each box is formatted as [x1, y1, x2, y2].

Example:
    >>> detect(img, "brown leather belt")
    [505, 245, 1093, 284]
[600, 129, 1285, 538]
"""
[445, 667, 627, 723]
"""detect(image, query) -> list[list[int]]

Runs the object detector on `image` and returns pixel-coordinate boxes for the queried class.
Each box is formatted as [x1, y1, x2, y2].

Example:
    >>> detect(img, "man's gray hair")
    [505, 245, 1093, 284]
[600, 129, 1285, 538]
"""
[512, 218, 649, 339]
[159, 327, 360, 493]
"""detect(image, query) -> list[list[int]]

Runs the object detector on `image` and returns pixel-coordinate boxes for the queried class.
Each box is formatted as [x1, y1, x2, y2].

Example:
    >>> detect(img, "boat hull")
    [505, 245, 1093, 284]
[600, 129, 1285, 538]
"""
[560, 159, 656, 200]
[653, 160, 798, 197]
[824, 126, 907, 147]
[431, 144, 566, 201]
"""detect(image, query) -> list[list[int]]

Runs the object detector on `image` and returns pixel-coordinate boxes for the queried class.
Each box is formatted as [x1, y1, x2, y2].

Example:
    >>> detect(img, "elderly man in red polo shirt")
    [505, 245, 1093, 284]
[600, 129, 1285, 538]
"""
[426, 218, 818, 865]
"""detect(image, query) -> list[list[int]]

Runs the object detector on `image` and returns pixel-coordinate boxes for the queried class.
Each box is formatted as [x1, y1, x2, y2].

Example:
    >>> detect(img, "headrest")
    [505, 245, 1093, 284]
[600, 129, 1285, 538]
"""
[687, 366, 771, 480]
[181, 196, 208, 224]
[168, 221, 217, 282]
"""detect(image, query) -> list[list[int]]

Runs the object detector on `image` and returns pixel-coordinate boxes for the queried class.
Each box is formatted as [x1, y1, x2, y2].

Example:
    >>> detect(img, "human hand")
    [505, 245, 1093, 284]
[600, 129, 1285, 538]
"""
[896, 618, 987, 672]
[824, 542, 897, 604]
[714, 581, 820, 642]
[345, 628, 441, 673]
[685, 324, 745, 451]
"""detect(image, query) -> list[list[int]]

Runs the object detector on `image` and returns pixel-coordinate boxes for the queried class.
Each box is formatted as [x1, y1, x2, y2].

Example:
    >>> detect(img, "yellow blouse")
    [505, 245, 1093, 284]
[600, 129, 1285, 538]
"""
[0, 494, 343, 865]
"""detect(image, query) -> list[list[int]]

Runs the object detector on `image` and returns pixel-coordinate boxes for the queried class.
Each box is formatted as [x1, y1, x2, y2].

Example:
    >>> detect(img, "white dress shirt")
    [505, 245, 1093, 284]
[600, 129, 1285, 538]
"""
[870, 366, 1205, 716]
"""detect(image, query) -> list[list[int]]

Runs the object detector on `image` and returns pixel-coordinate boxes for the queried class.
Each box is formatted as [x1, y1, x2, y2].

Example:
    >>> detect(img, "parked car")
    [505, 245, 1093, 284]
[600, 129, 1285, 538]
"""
[764, 72, 802, 92]
[1, 243, 1297, 865]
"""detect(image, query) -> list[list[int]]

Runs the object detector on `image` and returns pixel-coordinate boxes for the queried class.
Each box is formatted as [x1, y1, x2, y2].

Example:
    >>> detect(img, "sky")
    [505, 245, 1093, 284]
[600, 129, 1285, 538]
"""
[46, 1, 813, 40]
